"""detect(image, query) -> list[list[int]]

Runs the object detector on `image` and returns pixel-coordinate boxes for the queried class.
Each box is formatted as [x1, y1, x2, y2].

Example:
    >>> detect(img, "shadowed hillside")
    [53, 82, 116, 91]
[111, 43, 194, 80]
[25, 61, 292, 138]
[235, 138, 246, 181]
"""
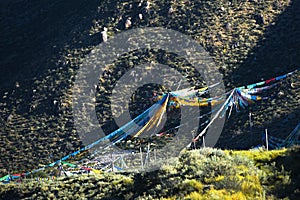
[0, 0, 299, 177]
[0, 0, 102, 88]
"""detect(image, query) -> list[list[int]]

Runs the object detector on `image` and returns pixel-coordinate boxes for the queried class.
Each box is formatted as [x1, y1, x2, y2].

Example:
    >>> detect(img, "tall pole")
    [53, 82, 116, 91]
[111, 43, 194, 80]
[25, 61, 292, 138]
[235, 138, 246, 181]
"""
[144, 142, 150, 167]
[148, 142, 150, 162]
[140, 147, 144, 170]
[265, 129, 269, 151]
[111, 153, 114, 172]
[192, 131, 196, 149]
[249, 112, 253, 146]
[176, 79, 182, 90]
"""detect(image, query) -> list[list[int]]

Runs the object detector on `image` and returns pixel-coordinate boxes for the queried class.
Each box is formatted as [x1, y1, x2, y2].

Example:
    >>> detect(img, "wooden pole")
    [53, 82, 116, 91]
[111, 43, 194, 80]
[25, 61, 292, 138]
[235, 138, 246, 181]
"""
[147, 142, 150, 163]
[249, 112, 253, 128]
[249, 112, 253, 145]
[176, 79, 182, 90]
[144, 143, 150, 167]
[111, 153, 114, 172]
[192, 131, 196, 149]
[140, 147, 144, 169]
[265, 129, 269, 151]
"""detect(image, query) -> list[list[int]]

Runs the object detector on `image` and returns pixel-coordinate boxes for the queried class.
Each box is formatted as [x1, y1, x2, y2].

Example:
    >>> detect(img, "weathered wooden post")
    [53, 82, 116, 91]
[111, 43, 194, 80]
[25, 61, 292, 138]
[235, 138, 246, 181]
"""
[192, 131, 196, 149]
[140, 147, 144, 170]
[249, 112, 253, 145]
[265, 129, 269, 151]
[111, 153, 114, 172]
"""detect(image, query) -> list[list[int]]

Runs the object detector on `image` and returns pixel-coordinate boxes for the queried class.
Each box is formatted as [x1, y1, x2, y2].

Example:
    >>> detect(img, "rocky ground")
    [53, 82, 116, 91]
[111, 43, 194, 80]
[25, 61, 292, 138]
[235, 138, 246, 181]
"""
[0, 0, 299, 176]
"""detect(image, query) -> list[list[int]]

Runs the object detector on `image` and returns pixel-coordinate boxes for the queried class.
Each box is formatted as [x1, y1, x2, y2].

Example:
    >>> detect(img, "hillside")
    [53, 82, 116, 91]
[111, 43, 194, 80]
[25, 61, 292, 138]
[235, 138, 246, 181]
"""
[0, 0, 299, 177]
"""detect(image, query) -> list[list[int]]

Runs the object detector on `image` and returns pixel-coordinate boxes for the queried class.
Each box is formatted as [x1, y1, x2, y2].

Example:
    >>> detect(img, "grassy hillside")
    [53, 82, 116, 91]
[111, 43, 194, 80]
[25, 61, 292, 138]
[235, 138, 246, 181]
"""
[0, 0, 299, 178]
[1, 147, 299, 199]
